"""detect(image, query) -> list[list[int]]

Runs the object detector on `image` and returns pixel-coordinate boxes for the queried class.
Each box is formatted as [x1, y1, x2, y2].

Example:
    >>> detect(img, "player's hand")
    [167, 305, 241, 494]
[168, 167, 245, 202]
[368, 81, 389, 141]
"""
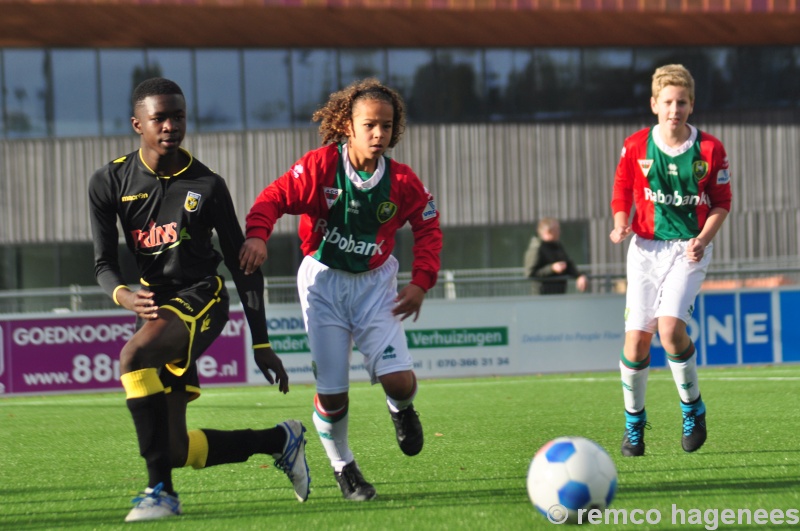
[552, 261, 568, 274]
[686, 237, 707, 262]
[393, 283, 426, 322]
[253, 345, 289, 393]
[118, 289, 159, 320]
[576, 274, 588, 292]
[609, 225, 632, 244]
[239, 237, 267, 275]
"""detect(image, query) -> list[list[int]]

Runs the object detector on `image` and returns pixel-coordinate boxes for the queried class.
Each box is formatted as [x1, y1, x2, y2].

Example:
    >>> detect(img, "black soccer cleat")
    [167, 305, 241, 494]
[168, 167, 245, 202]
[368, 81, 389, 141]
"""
[389, 404, 424, 456]
[335, 461, 377, 501]
[621, 415, 649, 457]
[681, 411, 707, 452]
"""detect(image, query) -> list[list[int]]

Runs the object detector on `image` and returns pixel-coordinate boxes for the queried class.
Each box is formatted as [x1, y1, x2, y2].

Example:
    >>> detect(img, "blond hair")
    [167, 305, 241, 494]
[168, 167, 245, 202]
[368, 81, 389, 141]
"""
[651, 64, 695, 103]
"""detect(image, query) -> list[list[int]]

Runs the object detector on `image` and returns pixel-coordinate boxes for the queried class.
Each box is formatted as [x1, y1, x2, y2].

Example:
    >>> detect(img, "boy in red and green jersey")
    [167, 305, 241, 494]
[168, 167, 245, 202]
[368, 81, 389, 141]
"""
[609, 64, 732, 459]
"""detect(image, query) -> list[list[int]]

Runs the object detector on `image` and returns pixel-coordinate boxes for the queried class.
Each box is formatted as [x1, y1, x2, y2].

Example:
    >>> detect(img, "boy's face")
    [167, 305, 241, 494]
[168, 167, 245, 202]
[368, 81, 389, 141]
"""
[345, 98, 394, 165]
[650, 85, 693, 135]
[131, 94, 186, 157]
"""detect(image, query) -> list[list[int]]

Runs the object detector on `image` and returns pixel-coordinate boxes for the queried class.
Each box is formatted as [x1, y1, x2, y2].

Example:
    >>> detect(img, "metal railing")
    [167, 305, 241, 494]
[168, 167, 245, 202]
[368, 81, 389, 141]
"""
[0, 258, 797, 314]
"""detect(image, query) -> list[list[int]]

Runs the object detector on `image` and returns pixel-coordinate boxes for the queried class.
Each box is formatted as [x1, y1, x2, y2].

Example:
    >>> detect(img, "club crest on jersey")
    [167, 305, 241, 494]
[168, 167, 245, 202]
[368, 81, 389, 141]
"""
[377, 202, 397, 223]
[638, 159, 653, 177]
[692, 161, 709, 181]
[324, 187, 341, 209]
[185, 192, 201, 212]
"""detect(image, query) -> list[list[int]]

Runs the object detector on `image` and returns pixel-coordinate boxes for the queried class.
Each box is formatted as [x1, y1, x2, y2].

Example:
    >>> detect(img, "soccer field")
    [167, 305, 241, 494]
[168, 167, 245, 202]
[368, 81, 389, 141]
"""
[2, 365, 799, 530]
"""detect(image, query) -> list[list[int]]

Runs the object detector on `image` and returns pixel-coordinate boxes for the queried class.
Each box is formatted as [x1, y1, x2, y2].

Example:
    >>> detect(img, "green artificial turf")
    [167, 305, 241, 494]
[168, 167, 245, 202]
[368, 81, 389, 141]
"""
[2, 365, 799, 530]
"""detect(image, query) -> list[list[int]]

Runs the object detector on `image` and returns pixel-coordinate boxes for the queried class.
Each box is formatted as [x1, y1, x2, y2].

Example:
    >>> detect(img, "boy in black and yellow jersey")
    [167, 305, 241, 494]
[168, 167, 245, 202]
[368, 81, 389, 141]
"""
[88, 78, 310, 522]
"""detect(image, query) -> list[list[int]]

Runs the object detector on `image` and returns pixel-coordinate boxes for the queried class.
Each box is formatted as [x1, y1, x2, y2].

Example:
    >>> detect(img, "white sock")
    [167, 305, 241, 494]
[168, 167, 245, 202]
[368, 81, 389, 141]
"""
[620, 358, 649, 413]
[668, 346, 701, 404]
[312, 396, 353, 472]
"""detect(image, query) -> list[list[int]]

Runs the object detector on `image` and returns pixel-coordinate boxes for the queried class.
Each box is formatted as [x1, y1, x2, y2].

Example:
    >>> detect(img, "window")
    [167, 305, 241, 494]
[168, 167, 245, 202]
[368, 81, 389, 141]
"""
[387, 49, 435, 123]
[3, 49, 49, 137]
[243, 49, 292, 129]
[99, 49, 147, 136]
[52, 49, 100, 137]
[291, 49, 338, 125]
[195, 49, 243, 132]
[339, 49, 387, 88]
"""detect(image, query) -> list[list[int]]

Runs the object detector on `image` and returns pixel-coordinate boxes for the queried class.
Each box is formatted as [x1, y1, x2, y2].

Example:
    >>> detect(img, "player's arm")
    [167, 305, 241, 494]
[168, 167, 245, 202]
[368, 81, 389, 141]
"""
[394, 177, 442, 321]
[686, 207, 728, 262]
[609, 140, 635, 244]
[213, 178, 289, 392]
[241, 153, 319, 274]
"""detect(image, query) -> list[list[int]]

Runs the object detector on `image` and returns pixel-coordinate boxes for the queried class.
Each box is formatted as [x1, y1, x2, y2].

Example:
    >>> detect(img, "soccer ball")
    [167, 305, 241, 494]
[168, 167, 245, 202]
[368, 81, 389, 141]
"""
[527, 436, 618, 524]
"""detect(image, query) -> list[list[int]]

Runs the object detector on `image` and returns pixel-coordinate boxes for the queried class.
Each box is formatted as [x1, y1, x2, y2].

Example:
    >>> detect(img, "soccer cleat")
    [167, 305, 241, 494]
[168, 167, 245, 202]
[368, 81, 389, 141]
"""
[125, 483, 182, 522]
[334, 461, 377, 501]
[621, 411, 650, 457]
[389, 404, 424, 456]
[681, 408, 707, 453]
[273, 420, 311, 502]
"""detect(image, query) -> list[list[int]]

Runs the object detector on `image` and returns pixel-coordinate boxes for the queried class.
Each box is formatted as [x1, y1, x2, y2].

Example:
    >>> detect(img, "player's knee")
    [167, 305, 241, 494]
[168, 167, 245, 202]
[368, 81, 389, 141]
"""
[380, 370, 415, 399]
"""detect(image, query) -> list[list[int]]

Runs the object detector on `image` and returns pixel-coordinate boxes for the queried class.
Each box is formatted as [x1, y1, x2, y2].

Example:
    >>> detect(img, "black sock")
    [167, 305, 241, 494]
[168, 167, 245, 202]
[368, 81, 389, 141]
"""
[127, 392, 174, 494]
[202, 426, 286, 467]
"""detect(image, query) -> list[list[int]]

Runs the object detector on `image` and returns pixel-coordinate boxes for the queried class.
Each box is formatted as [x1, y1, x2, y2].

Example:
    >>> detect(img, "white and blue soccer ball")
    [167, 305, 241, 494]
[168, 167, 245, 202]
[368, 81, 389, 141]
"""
[527, 436, 618, 524]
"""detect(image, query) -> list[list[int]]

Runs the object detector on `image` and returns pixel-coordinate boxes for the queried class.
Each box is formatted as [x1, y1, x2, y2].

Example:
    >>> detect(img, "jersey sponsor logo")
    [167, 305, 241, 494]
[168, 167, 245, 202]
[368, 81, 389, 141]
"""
[638, 159, 653, 177]
[422, 200, 438, 221]
[716, 169, 731, 185]
[692, 161, 709, 181]
[644, 188, 711, 207]
[185, 191, 201, 212]
[323, 187, 341, 209]
[377, 201, 397, 223]
[121, 193, 149, 202]
[291, 164, 304, 179]
[131, 220, 179, 251]
[313, 219, 385, 257]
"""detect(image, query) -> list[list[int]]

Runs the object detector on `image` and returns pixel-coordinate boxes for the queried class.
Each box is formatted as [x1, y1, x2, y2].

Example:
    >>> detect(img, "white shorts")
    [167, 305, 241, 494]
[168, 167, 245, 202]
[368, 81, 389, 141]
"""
[624, 234, 712, 334]
[297, 254, 414, 394]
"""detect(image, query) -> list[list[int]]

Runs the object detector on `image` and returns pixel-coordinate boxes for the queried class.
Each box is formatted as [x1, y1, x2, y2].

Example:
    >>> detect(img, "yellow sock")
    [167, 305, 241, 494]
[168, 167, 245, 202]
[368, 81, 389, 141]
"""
[184, 430, 209, 469]
[120, 368, 163, 399]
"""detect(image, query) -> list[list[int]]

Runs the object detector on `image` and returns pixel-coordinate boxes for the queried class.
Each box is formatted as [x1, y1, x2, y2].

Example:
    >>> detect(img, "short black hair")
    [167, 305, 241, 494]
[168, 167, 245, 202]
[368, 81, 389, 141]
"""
[132, 78, 184, 114]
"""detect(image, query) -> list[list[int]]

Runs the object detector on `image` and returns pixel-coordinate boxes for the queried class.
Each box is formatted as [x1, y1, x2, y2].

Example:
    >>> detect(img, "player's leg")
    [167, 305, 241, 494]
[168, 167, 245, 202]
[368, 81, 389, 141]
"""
[618, 236, 660, 457]
[298, 256, 372, 500]
[657, 245, 712, 452]
[380, 369, 423, 456]
[167, 284, 310, 502]
[120, 311, 189, 522]
[620, 331, 652, 457]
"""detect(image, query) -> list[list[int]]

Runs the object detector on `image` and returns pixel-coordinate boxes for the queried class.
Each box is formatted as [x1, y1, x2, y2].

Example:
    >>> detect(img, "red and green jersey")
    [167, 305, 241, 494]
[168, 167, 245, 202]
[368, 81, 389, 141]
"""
[246, 143, 442, 292]
[611, 125, 732, 240]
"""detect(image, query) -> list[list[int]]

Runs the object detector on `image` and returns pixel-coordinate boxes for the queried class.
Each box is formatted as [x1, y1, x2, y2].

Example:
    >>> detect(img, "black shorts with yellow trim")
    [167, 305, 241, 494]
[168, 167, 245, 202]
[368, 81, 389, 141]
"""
[136, 276, 230, 401]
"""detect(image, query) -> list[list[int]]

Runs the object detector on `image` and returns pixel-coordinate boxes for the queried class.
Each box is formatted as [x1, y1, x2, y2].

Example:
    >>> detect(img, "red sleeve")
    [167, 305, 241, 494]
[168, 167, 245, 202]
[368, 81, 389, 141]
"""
[399, 167, 442, 292]
[610, 129, 647, 216]
[245, 146, 334, 241]
[703, 135, 732, 213]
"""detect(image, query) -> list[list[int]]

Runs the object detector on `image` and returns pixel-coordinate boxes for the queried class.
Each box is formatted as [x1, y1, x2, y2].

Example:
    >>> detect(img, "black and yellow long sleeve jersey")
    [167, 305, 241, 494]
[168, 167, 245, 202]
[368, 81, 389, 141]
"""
[88, 148, 269, 344]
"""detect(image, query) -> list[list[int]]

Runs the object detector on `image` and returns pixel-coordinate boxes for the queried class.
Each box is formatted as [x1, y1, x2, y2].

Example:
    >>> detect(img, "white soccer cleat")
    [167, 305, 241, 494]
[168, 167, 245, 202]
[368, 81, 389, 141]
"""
[124, 483, 182, 522]
[272, 420, 311, 502]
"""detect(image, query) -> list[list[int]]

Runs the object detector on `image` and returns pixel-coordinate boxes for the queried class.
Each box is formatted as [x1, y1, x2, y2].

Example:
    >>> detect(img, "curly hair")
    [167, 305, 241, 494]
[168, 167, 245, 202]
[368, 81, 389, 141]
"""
[312, 78, 406, 148]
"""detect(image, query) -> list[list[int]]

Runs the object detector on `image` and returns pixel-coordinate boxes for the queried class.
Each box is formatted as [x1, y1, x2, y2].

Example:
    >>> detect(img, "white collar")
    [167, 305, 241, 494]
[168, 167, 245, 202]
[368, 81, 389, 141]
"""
[652, 124, 697, 157]
[341, 143, 385, 190]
